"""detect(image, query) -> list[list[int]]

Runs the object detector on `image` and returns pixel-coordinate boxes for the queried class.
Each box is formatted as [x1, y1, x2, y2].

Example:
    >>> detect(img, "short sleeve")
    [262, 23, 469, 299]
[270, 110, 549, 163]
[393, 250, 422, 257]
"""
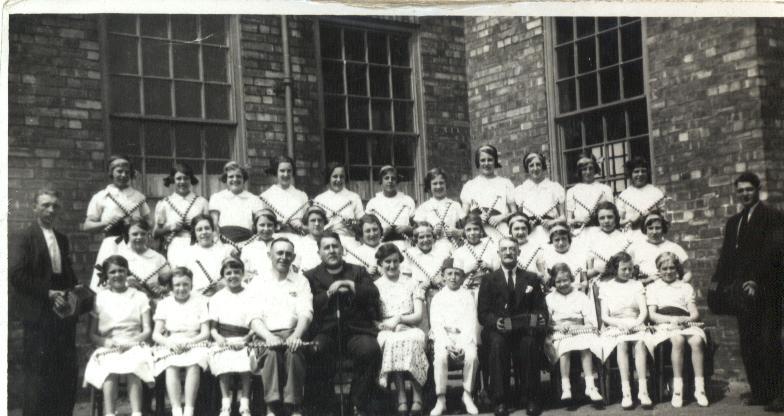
[552, 182, 566, 204]
[153, 298, 169, 322]
[352, 193, 365, 219]
[245, 294, 265, 326]
[684, 284, 696, 305]
[413, 204, 427, 223]
[208, 192, 222, 212]
[208, 295, 221, 322]
[154, 200, 168, 226]
[412, 280, 426, 302]
[249, 193, 265, 216]
[459, 181, 472, 206]
[195, 297, 210, 323]
[135, 291, 151, 315]
[86, 192, 104, 221]
[504, 179, 515, 205]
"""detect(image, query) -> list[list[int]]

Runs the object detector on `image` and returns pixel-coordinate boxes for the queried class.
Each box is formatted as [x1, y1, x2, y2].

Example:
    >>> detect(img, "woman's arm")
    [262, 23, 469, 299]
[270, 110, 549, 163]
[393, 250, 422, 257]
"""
[399, 297, 423, 326]
[190, 322, 211, 343]
[151, 320, 170, 346]
[633, 292, 648, 327]
[89, 314, 112, 347]
[647, 305, 673, 324]
[126, 309, 153, 344]
[687, 300, 700, 322]
[681, 259, 693, 283]
[210, 321, 226, 344]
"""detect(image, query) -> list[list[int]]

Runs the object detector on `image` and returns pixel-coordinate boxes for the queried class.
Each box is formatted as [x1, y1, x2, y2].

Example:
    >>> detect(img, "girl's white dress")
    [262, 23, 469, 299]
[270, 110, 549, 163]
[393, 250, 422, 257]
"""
[259, 184, 310, 242]
[295, 235, 322, 273]
[597, 279, 649, 361]
[628, 239, 689, 280]
[366, 191, 416, 250]
[643, 279, 706, 352]
[514, 178, 565, 247]
[152, 295, 210, 374]
[577, 228, 633, 275]
[516, 241, 544, 274]
[413, 197, 464, 254]
[313, 188, 364, 250]
[460, 175, 516, 243]
[155, 192, 209, 268]
[565, 182, 613, 227]
[177, 243, 234, 294]
[207, 288, 253, 375]
[544, 289, 602, 363]
[117, 245, 169, 298]
[615, 184, 666, 243]
[540, 244, 587, 291]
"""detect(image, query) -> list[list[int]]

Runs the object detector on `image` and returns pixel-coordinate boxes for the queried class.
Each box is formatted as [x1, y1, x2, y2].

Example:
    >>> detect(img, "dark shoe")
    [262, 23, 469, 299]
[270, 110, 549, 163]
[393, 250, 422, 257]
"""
[765, 397, 784, 412]
[494, 403, 509, 416]
[526, 401, 542, 416]
[745, 397, 768, 406]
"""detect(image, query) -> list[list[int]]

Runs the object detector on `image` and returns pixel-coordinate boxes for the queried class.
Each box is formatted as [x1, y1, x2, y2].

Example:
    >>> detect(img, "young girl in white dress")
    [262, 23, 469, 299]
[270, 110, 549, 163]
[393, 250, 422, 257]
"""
[565, 154, 613, 234]
[413, 168, 464, 255]
[152, 267, 211, 416]
[459, 145, 516, 244]
[84, 255, 154, 416]
[581, 202, 633, 281]
[452, 213, 501, 291]
[313, 162, 365, 251]
[209, 161, 265, 244]
[365, 165, 416, 247]
[177, 214, 234, 296]
[514, 152, 566, 247]
[241, 208, 284, 284]
[508, 214, 545, 280]
[259, 155, 310, 242]
[209, 257, 255, 416]
[628, 212, 692, 285]
[119, 219, 171, 302]
[615, 157, 666, 243]
[539, 223, 587, 291]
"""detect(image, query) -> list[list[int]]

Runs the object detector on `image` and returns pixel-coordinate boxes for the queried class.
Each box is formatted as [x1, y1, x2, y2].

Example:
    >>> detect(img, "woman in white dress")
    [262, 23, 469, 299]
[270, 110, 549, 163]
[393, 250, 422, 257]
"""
[153, 162, 210, 267]
[414, 168, 464, 255]
[240, 209, 282, 284]
[616, 157, 666, 243]
[645, 252, 708, 408]
[514, 152, 566, 247]
[118, 219, 171, 302]
[539, 223, 587, 291]
[582, 202, 633, 281]
[209, 161, 265, 244]
[365, 165, 416, 246]
[295, 205, 328, 273]
[508, 214, 545, 280]
[565, 154, 613, 235]
[313, 162, 364, 250]
[259, 155, 310, 242]
[459, 145, 516, 243]
[628, 211, 692, 285]
[176, 214, 234, 296]
[404, 222, 450, 289]
[344, 214, 384, 278]
[84, 255, 154, 416]
[83, 155, 152, 291]
[452, 213, 501, 291]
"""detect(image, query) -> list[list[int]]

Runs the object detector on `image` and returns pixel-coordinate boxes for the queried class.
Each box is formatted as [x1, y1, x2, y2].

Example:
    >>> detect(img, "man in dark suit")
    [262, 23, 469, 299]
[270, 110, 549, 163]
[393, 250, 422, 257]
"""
[478, 238, 548, 416]
[9, 188, 79, 416]
[712, 172, 784, 411]
[304, 231, 382, 416]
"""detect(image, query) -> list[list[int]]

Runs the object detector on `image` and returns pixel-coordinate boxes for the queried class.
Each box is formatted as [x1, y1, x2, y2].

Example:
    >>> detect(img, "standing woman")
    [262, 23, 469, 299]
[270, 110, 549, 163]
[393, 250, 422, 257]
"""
[117, 219, 171, 302]
[508, 214, 545, 279]
[83, 155, 152, 291]
[365, 165, 416, 246]
[177, 214, 234, 296]
[313, 162, 364, 250]
[414, 168, 464, 255]
[565, 154, 613, 234]
[452, 213, 501, 290]
[259, 155, 310, 242]
[153, 162, 209, 268]
[209, 161, 265, 244]
[344, 214, 384, 277]
[514, 152, 566, 247]
[616, 157, 666, 242]
[582, 202, 633, 281]
[459, 145, 516, 243]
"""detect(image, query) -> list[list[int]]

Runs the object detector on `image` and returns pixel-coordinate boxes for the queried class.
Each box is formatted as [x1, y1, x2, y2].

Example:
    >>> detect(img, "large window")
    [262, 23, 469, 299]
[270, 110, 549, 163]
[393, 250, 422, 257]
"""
[319, 23, 419, 200]
[553, 17, 650, 193]
[104, 15, 237, 198]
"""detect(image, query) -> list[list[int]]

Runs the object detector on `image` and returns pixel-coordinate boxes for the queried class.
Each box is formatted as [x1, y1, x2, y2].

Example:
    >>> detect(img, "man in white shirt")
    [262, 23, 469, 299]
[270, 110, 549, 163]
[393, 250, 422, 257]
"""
[248, 238, 313, 416]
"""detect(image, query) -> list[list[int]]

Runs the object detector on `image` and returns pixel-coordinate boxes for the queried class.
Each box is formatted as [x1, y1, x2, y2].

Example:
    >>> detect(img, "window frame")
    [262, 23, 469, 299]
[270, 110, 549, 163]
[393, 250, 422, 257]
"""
[544, 17, 655, 193]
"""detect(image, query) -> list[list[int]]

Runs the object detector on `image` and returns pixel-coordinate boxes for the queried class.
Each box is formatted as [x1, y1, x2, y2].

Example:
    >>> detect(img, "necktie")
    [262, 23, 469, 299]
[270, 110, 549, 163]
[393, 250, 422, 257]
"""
[507, 269, 515, 295]
[737, 207, 750, 246]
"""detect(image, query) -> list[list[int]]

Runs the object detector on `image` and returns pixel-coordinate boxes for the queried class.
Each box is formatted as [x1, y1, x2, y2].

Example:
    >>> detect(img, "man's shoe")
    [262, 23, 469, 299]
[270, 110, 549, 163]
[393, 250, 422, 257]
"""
[494, 403, 509, 416]
[526, 401, 542, 416]
[764, 397, 784, 412]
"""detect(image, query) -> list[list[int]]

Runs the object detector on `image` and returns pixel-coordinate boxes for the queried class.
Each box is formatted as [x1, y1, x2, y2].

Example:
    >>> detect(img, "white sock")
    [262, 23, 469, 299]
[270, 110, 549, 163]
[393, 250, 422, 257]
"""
[585, 375, 597, 388]
[171, 407, 183, 416]
[131, 412, 143, 416]
[239, 397, 250, 409]
[622, 380, 632, 396]
[638, 379, 649, 394]
[673, 377, 684, 394]
[695, 376, 705, 392]
[183, 406, 195, 416]
[561, 377, 571, 390]
[221, 397, 233, 409]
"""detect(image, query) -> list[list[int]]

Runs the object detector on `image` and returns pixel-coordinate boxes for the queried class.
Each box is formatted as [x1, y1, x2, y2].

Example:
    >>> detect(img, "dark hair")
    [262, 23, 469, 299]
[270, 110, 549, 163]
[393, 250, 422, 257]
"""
[548, 223, 572, 244]
[164, 162, 199, 187]
[602, 251, 634, 279]
[641, 210, 669, 235]
[220, 161, 249, 183]
[507, 214, 532, 234]
[424, 168, 447, 194]
[32, 187, 61, 204]
[317, 230, 343, 249]
[655, 252, 684, 278]
[734, 171, 761, 189]
[549, 262, 575, 282]
[220, 256, 245, 276]
[107, 154, 136, 179]
[325, 162, 348, 185]
[356, 214, 383, 241]
[588, 201, 620, 229]
[523, 152, 548, 173]
[378, 166, 398, 185]
[189, 214, 215, 245]
[461, 213, 486, 237]
[123, 217, 152, 244]
[623, 156, 650, 180]
[375, 243, 404, 265]
[273, 155, 295, 174]
[474, 145, 502, 169]
[99, 255, 130, 287]
[575, 153, 601, 181]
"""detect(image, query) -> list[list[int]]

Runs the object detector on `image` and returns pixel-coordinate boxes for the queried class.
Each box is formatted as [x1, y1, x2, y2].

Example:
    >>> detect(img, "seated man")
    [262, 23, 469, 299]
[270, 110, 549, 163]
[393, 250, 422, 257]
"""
[429, 257, 479, 416]
[247, 237, 313, 416]
[478, 238, 548, 416]
[304, 231, 382, 416]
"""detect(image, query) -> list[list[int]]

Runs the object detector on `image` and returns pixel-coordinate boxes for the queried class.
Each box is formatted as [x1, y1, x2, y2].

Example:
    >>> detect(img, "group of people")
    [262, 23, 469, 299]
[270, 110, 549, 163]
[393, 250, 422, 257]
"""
[8, 144, 783, 416]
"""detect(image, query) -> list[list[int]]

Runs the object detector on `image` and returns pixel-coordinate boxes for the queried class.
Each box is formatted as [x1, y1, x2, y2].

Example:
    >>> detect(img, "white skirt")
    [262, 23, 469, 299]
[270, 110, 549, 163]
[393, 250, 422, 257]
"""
[208, 338, 252, 376]
[644, 324, 706, 353]
[152, 344, 210, 375]
[599, 327, 650, 362]
[83, 345, 155, 388]
[545, 333, 602, 364]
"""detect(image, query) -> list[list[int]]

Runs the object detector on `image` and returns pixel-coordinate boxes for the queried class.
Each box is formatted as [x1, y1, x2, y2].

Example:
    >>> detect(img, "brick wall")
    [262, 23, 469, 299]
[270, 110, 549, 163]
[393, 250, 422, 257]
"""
[758, 18, 784, 204]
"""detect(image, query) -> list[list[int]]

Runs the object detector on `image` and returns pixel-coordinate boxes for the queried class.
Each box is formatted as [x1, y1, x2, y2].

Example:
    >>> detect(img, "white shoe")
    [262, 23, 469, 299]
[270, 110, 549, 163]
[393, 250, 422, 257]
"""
[671, 392, 683, 408]
[462, 392, 479, 415]
[586, 386, 603, 402]
[639, 391, 653, 408]
[430, 399, 445, 416]
[695, 390, 709, 407]
[171, 407, 183, 416]
[621, 394, 633, 409]
[561, 387, 572, 401]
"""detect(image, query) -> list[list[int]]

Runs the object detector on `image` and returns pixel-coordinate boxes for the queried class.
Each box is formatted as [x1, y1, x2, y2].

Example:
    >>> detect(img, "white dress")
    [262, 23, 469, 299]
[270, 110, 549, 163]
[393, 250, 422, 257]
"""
[578, 228, 633, 276]
[313, 188, 364, 250]
[344, 243, 379, 272]
[628, 239, 689, 280]
[177, 243, 234, 294]
[365, 191, 416, 248]
[208, 288, 253, 375]
[429, 287, 478, 352]
[110, 245, 168, 297]
[544, 289, 602, 363]
[517, 241, 544, 274]
[565, 182, 613, 228]
[152, 295, 210, 374]
[643, 280, 706, 352]
[259, 184, 310, 241]
[597, 279, 649, 361]
[453, 238, 501, 287]
[209, 189, 265, 241]
[514, 178, 565, 247]
[460, 175, 516, 243]
[83, 288, 155, 388]
[155, 192, 209, 267]
[413, 197, 464, 254]
[540, 244, 587, 290]
[615, 184, 666, 243]
[295, 235, 322, 273]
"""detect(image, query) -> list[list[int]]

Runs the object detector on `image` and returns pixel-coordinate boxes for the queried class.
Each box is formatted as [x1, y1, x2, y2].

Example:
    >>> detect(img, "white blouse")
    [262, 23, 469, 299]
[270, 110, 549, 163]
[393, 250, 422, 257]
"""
[208, 189, 265, 230]
[565, 182, 613, 224]
[86, 184, 151, 225]
[208, 288, 252, 329]
[615, 184, 665, 224]
[259, 184, 310, 226]
[460, 175, 515, 215]
[178, 243, 235, 292]
[628, 239, 689, 278]
[516, 242, 544, 274]
[313, 188, 364, 236]
[580, 228, 632, 274]
[514, 178, 565, 220]
[413, 197, 464, 230]
[546, 289, 597, 327]
[598, 279, 645, 320]
[95, 288, 150, 342]
[365, 191, 416, 231]
[430, 287, 478, 346]
[153, 295, 209, 339]
[154, 192, 209, 237]
[404, 246, 449, 286]
[453, 238, 501, 275]
[646, 279, 695, 312]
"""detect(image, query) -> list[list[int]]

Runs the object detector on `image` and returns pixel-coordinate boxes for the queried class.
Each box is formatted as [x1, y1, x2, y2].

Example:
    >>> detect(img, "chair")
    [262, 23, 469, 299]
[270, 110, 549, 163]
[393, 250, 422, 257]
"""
[89, 375, 165, 416]
[653, 329, 717, 403]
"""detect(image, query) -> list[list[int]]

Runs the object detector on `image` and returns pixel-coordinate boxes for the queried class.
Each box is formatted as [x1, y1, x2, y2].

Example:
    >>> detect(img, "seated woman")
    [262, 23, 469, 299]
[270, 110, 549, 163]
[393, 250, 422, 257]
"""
[597, 252, 652, 409]
[629, 211, 692, 285]
[539, 222, 587, 291]
[645, 252, 708, 408]
[365, 165, 416, 247]
[344, 214, 385, 278]
[209, 161, 264, 244]
[177, 214, 234, 296]
[118, 218, 171, 302]
[508, 214, 545, 279]
[452, 213, 501, 291]
[313, 162, 365, 250]
[152, 267, 211, 416]
[240, 209, 281, 284]
[208, 257, 254, 416]
[374, 244, 429, 416]
[413, 167, 464, 254]
[544, 263, 603, 403]
[429, 258, 479, 416]
[83, 255, 154, 416]
[581, 201, 633, 281]
[565, 154, 613, 233]
[514, 152, 566, 247]
[294, 205, 328, 273]
[615, 157, 666, 243]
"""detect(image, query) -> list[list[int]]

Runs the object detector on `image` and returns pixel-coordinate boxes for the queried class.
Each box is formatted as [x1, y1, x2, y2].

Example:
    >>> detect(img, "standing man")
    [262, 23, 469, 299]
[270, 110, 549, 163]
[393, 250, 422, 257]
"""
[711, 172, 784, 411]
[304, 231, 381, 416]
[247, 237, 313, 416]
[9, 188, 79, 416]
[477, 238, 548, 416]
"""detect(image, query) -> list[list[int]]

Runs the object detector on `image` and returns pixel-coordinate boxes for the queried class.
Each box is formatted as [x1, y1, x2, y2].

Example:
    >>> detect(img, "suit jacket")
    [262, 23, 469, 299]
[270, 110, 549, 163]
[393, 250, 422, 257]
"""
[9, 224, 78, 321]
[304, 261, 381, 337]
[477, 267, 548, 332]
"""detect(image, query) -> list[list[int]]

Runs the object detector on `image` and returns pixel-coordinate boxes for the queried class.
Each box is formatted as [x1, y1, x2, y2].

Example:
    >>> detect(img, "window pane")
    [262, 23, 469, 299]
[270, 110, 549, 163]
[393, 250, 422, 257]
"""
[200, 16, 227, 45]
[398, 168, 415, 184]
[108, 35, 138, 74]
[605, 109, 626, 140]
[555, 17, 573, 44]
[111, 119, 141, 155]
[621, 22, 642, 60]
[622, 60, 644, 98]
[344, 30, 365, 61]
[175, 81, 202, 118]
[203, 46, 228, 82]
[576, 17, 595, 37]
[142, 39, 170, 77]
[320, 26, 342, 59]
[171, 15, 198, 41]
[390, 35, 409, 66]
[578, 74, 598, 109]
[367, 32, 388, 64]
[392, 68, 411, 99]
[140, 15, 168, 38]
[175, 124, 202, 158]
[577, 38, 596, 73]
[393, 101, 414, 132]
[205, 84, 230, 120]
[324, 96, 346, 128]
[629, 137, 650, 161]
[347, 136, 368, 164]
[628, 101, 648, 136]
[598, 17, 618, 31]
[348, 98, 369, 130]
[144, 122, 171, 156]
[557, 79, 576, 113]
[205, 126, 232, 159]
[206, 160, 225, 175]
[110, 76, 140, 113]
[371, 137, 392, 165]
[584, 112, 603, 145]
[322, 60, 344, 94]
[146, 158, 172, 174]
[350, 166, 371, 182]
[598, 30, 618, 67]
[600, 67, 620, 103]
[173, 43, 199, 80]
[555, 45, 575, 79]
[394, 137, 416, 166]
[371, 100, 392, 131]
[346, 63, 367, 96]
[620, 17, 640, 25]
[144, 79, 171, 115]
[324, 133, 344, 164]
[369, 66, 390, 98]
[564, 149, 583, 182]
[108, 15, 137, 34]
[559, 117, 581, 150]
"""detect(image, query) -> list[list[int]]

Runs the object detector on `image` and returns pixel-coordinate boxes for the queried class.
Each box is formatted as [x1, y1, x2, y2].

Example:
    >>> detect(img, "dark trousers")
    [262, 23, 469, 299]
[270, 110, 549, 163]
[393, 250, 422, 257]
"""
[22, 314, 78, 416]
[482, 328, 542, 406]
[308, 331, 381, 411]
[738, 299, 783, 402]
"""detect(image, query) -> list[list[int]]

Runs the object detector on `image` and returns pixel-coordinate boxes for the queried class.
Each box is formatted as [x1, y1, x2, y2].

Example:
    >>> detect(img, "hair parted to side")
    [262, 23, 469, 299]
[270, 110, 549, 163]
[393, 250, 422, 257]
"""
[220, 255, 245, 277]
[317, 230, 343, 249]
[523, 152, 548, 173]
[474, 144, 502, 169]
[424, 167, 448, 194]
[160, 266, 194, 288]
[355, 214, 384, 241]
[98, 255, 130, 287]
[325, 162, 348, 185]
[602, 251, 634, 279]
[164, 162, 199, 187]
[189, 214, 215, 245]
[220, 161, 249, 183]
[641, 210, 669, 235]
[588, 201, 620, 229]
[375, 242, 404, 265]
[32, 187, 61, 204]
[623, 156, 650, 179]
[655, 251, 684, 278]
[548, 262, 575, 282]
